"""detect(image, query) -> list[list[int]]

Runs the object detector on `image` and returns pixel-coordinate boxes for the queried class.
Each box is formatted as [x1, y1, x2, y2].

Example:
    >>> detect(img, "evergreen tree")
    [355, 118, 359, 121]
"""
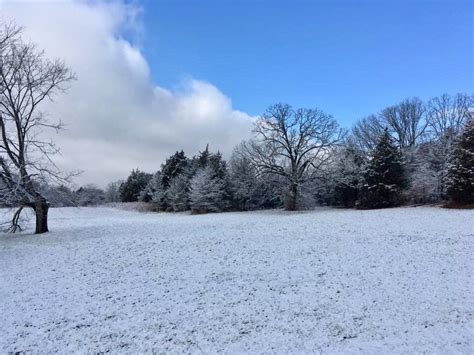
[444, 120, 474, 205]
[195, 144, 211, 170]
[188, 145, 214, 175]
[161, 150, 188, 189]
[189, 166, 228, 213]
[333, 143, 366, 207]
[358, 129, 406, 208]
[208, 152, 228, 179]
[119, 169, 152, 202]
[188, 146, 232, 208]
[229, 143, 285, 210]
[139, 172, 162, 203]
[229, 154, 259, 210]
[167, 174, 190, 211]
[426, 132, 457, 200]
[151, 182, 167, 209]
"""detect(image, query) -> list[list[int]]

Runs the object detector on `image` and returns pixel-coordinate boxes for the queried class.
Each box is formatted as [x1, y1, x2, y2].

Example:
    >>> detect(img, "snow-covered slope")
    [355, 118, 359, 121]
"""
[0, 207, 472, 353]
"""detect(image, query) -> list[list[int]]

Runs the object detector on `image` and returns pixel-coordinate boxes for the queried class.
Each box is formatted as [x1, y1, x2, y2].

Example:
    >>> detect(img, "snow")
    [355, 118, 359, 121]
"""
[0, 206, 472, 353]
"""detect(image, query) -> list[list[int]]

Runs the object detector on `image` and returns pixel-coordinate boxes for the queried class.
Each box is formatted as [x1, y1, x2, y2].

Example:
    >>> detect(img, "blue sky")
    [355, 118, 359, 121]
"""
[139, 0, 473, 125]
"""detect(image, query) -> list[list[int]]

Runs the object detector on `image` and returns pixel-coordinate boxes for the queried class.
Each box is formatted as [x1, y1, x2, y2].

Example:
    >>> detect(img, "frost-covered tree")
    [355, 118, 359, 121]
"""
[75, 185, 105, 206]
[42, 184, 75, 207]
[405, 143, 440, 204]
[189, 146, 231, 204]
[208, 152, 228, 180]
[151, 180, 167, 209]
[139, 171, 165, 205]
[194, 144, 211, 170]
[167, 174, 190, 211]
[161, 150, 188, 189]
[254, 173, 286, 209]
[332, 142, 366, 207]
[229, 148, 260, 210]
[242, 103, 344, 210]
[424, 93, 473, 198]
[146, 150, 191, 210]
[105, 181, 122, 203]
[189, 166, 228, 213]
[0, 23, 75, 233]
[349, 94, 471, 205]
[358, 129, 406, 208]
[119, 169, 152, 202]
[444, 120, 474, 205]
[230, 143, 286, 210]
[190, 146, 228, 178]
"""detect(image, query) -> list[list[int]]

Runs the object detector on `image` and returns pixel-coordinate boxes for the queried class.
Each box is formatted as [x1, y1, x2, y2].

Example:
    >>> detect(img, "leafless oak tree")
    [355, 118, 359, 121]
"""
[380, 97, 427, 149]
[0, 23, 75, 234]
[427, 93, 473, 139]
[351, 114, 384, 152]
[353, 97, 428, 152]
[241, 103, 344, 210]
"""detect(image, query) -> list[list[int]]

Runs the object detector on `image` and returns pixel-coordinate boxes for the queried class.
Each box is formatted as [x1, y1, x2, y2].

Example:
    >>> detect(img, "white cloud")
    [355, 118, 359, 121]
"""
[0, 0, 254, 187]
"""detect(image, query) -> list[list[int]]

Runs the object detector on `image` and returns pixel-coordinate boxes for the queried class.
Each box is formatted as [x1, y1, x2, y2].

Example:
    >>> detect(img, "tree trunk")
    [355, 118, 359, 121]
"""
[34, 199, 49, 234]
[286, 183, 298, 211]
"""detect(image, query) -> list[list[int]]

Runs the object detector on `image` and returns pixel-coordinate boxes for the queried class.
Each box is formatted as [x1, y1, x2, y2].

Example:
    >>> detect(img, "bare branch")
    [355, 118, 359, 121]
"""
[242, 103, 345, 210]
[0, 22, 75, 233]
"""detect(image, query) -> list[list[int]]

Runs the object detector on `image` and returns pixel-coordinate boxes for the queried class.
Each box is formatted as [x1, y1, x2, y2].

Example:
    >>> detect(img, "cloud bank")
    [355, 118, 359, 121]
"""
[0, 1, 254, 186]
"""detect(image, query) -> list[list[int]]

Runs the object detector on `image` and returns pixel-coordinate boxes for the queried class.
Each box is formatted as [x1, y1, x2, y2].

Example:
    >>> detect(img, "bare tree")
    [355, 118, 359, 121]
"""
[353, 97, 428, 153]
[241, 103, 344, 210]
[351, 114, 384, 152]
[0, 23, 75, 233]
[380, 97, 427, 149]
[427, 93, 473, 139]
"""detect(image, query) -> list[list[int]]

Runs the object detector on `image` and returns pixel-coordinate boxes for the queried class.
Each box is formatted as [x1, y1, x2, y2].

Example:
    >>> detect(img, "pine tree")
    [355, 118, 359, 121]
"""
[151, 183, 167, 210]
[161, 150, 188, 189]
[208, 151, 228, 180]
[167, 174, 190, 211]
[190, 144, 211, 175]
[333, 144, 366, 207]
[190, 145, 225, 177]
[358, 128, 406, 208]
[189, 166, 228, 213]
[119, 169, 152, 202]
[444, 120, 474, 205]
[229, 154, 259, 210]
[139, 172, 164, 205]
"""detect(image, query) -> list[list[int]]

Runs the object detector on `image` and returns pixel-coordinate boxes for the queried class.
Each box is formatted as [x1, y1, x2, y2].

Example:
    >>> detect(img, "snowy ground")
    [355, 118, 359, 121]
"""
[0, 206, 472, 353]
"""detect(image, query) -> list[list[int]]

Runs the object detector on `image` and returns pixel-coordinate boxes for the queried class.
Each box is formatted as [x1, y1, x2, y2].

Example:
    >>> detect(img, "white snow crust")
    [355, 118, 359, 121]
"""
[0, 207, 472, 353]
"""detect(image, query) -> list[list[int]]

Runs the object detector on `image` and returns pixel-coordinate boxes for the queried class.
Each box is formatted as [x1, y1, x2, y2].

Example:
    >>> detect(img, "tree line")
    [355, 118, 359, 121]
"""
[67, 95, 472, 213]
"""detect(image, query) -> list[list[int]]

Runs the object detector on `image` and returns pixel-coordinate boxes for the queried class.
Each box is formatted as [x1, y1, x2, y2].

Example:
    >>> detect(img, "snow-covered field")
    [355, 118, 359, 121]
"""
[0, 206, 472, 353]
